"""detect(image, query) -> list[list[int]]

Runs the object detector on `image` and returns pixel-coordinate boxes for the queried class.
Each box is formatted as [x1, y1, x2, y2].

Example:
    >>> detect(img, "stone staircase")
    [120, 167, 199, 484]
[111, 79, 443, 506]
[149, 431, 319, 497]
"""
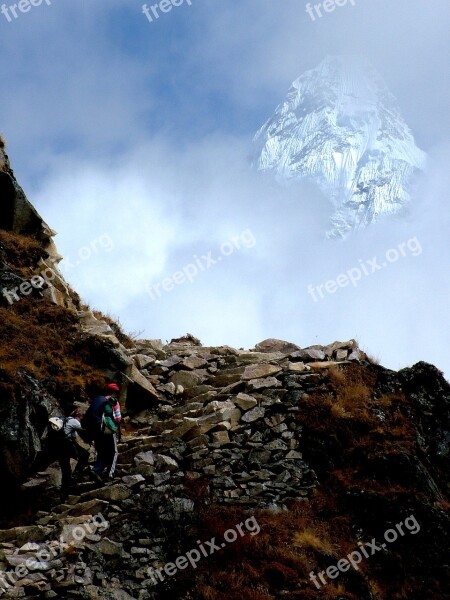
[0, 336, 364, 598]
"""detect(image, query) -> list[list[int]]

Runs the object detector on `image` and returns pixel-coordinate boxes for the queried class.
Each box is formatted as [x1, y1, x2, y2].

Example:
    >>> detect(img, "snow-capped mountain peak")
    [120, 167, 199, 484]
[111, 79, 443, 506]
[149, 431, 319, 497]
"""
[253, 55, 426, 238]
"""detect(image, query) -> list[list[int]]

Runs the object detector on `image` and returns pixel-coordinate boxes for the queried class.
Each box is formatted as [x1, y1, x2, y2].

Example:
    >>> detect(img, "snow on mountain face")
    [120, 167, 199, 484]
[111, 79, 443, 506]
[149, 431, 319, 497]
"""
[253, 55, 427, 239]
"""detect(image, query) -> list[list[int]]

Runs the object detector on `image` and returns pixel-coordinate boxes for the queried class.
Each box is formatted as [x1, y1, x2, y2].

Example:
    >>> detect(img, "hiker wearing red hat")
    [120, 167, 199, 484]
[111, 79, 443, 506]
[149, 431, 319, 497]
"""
[81, 383, 122, 480]
[106, 383, 122, 433]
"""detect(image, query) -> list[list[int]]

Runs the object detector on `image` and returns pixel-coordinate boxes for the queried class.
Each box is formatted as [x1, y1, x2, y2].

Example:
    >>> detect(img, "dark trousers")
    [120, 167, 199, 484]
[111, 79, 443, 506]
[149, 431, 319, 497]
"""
[93, 433, 118, 478]
[58, 440, 89, 497]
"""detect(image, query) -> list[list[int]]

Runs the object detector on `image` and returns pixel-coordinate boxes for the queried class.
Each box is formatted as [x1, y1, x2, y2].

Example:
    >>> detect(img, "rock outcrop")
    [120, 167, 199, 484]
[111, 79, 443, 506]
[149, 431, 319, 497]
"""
[0, 144, 60, 263]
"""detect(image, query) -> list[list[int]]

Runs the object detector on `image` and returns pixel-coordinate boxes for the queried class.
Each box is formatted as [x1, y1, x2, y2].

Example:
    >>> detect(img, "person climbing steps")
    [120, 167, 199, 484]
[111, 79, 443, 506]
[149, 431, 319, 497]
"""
[81, 383, 122, 481]
[97, 400, 119, 479]
[48, 408, 90, 502]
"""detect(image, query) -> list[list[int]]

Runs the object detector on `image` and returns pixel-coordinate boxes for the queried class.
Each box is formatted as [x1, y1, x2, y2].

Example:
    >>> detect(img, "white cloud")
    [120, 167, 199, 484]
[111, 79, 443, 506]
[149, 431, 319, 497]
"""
[32, 137, 450, 378]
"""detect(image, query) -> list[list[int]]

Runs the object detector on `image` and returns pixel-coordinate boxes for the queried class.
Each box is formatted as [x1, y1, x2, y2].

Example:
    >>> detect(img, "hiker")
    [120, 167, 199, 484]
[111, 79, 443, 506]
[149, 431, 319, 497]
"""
[96, 399, 119, 479]
[82, 384, 121, 480]
[106, 383, 122, 442]
[50, 409, 89, 502]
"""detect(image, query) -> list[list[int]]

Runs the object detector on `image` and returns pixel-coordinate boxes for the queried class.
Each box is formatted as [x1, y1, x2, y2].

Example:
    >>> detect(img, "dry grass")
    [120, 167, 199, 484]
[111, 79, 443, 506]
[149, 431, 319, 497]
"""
[171, 500, 369, 600]
[0, 230, 47, 276]
[330, 382, 373, 422]
[0, 231, 135, 404]
[0, 299, 106, 403]
[328, 364, 347, 384]
[298, 364, 377, 432]
[0, 230, 109, 403]
[292, 529, 337, 556]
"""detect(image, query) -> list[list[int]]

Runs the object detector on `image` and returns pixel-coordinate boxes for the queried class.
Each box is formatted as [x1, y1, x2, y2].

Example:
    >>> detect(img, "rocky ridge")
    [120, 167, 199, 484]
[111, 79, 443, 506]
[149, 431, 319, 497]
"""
[0, 336, 447, 599]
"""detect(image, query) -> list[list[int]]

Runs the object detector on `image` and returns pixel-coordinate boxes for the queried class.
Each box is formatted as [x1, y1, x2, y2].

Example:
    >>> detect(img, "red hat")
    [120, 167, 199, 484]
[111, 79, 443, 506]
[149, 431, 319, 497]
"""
[107, 383, 120, 393]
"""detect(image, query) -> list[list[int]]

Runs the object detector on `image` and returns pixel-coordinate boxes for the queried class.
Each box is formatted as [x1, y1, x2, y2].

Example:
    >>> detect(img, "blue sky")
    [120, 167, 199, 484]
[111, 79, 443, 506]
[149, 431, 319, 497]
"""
[1, 0, 449, 375]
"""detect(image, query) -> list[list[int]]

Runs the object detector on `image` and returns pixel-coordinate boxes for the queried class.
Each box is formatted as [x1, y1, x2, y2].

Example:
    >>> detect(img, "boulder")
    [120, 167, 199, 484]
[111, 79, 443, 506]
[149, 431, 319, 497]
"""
[215, 421, 232, 431]
[205, 400, 236, 414]
[66, 499, 109, 517]
[241, 407, 265, 423]
[324, 339, 359, 359]
[134, 339, 165, 356]
[82, 484, 131, 503]
[91, 538, 123, 557]
[169, 370, 204, 389]
[122, 475, 145, 488]
[286, 362, 307, 372]
[234, 393, 257, 410]
[0, 159, 53, 241]
[348, 349, 361, 361]
[238, 353, 283, 366]
[78, 310, 121, 345]
[254, 339, 301, 354]
[211, 431, 230, 445]
[247, 377, 282, 390]
[134, 451, 154, 466]
[0, 526, 51, 545]
[170, 418, 200, 439]
[160, 356, 183, 368]
[207, 368, 246, 387]
[123, 363, 160, 411]
[0, 371, 55, 489]
[155, 455, 178, 472]
[187, 435, 209, 449]
[309, 361, 342, 370]
[198, 406, 241, 426]
[290, 348, 326, 362]
[242, 364, 282, 380]
[133, 354, 155, 370]
[181, 356, 208, 370]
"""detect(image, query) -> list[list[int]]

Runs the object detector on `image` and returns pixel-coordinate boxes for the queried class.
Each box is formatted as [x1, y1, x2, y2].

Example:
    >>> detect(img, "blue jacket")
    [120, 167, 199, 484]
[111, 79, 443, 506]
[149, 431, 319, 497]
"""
[82, 396, 110, 436]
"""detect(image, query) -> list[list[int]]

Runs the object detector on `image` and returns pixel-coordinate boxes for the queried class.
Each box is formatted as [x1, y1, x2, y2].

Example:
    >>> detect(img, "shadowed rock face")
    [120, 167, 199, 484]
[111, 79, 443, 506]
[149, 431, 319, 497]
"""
[0, 371, 54, 489]
[0, 172, 15, 230]
[0, 150, 48, 237]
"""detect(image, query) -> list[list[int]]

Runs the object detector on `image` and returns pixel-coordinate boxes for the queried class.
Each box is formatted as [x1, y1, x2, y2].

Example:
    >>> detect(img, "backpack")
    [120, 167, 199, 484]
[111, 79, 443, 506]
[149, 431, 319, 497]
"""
[81, 396, 109, 438]
[101, 412, 116, 435]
